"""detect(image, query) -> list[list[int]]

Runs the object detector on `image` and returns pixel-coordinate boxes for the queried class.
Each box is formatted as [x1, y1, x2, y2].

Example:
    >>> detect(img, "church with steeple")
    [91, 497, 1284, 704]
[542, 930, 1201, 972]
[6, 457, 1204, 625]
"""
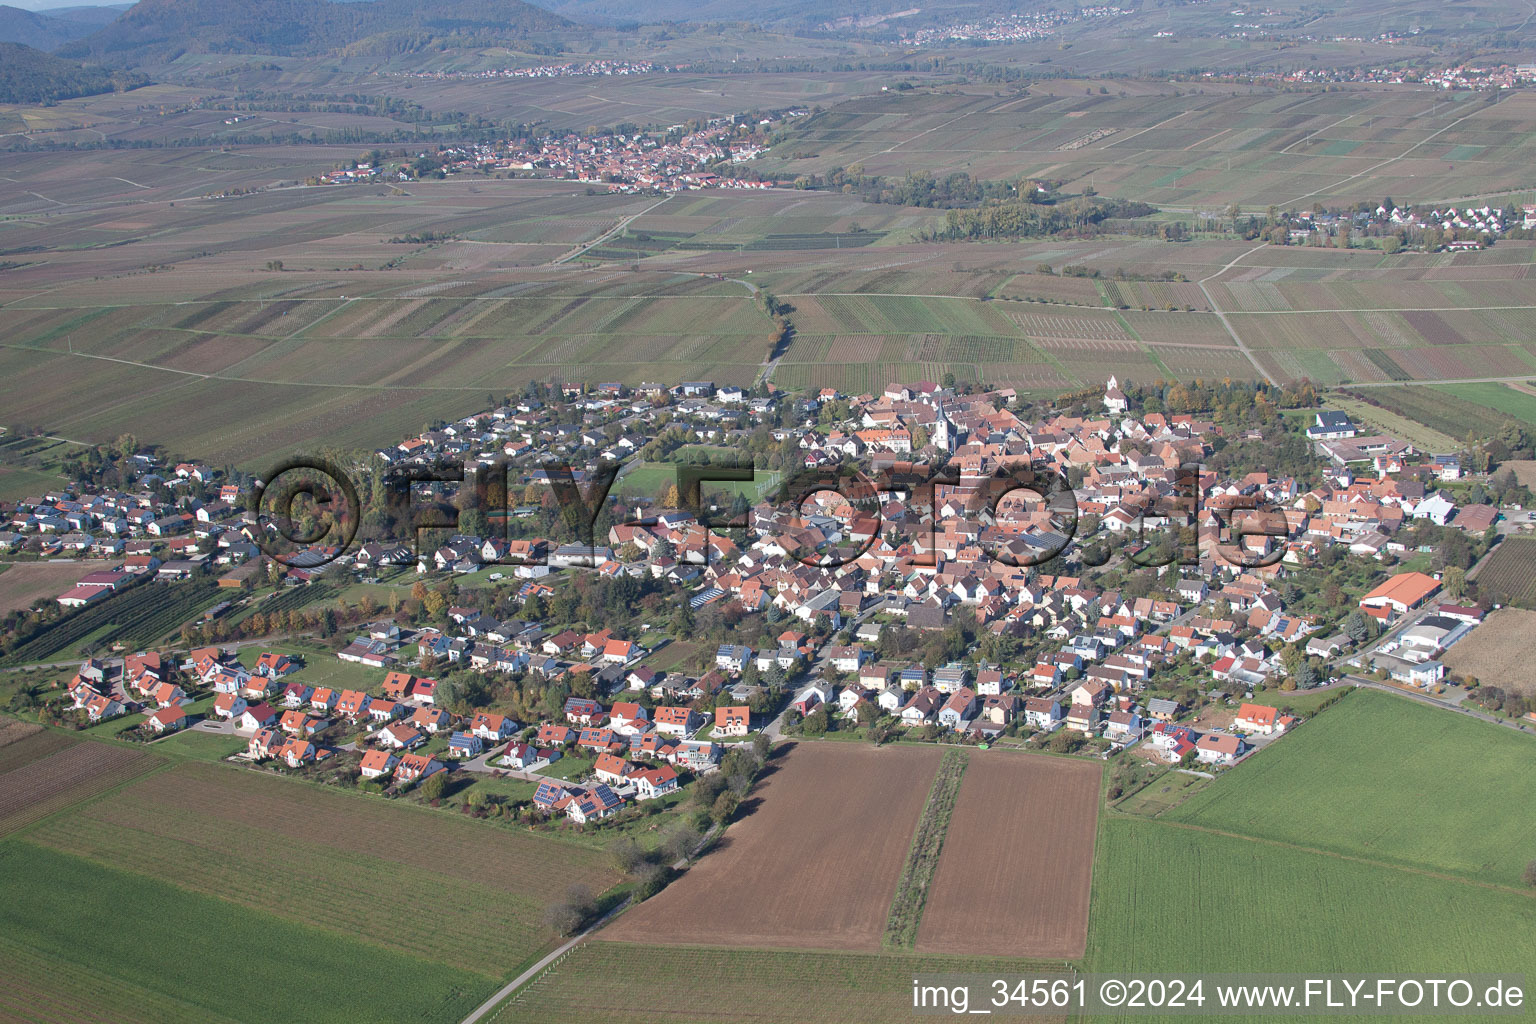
[1104, 375, 1128, 414]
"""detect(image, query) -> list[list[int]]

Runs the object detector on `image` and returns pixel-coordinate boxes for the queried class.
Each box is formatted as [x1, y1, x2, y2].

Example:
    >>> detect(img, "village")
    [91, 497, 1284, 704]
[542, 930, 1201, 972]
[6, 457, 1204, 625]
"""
[6, 369, 1530, 832]
[316, 111, 798, 191]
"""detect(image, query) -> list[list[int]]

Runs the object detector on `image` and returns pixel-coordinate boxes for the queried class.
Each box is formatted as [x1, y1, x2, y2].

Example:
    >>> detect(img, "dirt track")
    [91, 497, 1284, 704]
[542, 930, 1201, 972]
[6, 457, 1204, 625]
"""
[606, 742, 941, 951]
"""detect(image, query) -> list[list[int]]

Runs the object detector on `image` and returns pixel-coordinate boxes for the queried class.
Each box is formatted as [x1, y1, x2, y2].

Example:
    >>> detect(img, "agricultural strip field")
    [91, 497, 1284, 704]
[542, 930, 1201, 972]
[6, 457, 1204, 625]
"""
[1471, 536, 1536, 609]
[604, 742, 943, 951]
[0, 560, 111, 615]
[0, 722, 74, 775]
[883, 747, 968, 948]
[1434, 382, 1536, 425]
[0, 739, 161, 838]
[1339, 385, 1528, 443]
[0, 580, 227, 666]
[1086, 818, 1536, 1023]
[1164, 690, 1536, 887]
[493, 942, 1071, 1024]
[915, 752, 1101, 959]
[26, 761, 622, 977]
[1441, 608, 1536, 697]
[0, 842, 489, 1024]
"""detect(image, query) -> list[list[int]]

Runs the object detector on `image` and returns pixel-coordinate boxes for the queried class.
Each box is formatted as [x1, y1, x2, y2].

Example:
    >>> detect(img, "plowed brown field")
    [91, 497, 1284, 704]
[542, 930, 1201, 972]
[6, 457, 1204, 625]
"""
[606, 741, 942, 951]
[914, 752, 1100, 958]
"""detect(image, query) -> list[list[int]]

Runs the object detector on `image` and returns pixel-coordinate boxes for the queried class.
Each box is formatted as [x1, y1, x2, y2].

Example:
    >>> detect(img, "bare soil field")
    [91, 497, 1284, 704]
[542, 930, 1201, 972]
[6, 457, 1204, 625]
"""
[0, 560, 111, 614]
[1441, 608, 1536, 696]
[0, 740, 162, 837]
[605, 742, 942, 951]
[914, 752, 1101, 959]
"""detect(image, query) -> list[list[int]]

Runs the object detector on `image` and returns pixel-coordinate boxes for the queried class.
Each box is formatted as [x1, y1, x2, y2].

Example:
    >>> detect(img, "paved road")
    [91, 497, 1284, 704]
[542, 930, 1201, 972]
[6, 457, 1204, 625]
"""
[459, 897, 633, 1024]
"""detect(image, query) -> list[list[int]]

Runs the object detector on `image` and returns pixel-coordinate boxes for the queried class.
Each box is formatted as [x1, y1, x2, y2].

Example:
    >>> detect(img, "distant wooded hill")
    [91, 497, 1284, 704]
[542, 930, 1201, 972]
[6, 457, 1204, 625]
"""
[0, 40, 147, 102]
[0, 3, 126, 50]
[58, 0, 575, 65]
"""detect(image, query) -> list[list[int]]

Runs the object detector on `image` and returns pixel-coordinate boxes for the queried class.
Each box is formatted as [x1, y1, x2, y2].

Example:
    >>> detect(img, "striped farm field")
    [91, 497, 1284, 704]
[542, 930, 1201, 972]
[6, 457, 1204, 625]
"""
[1120, 310, 1234, 345]
[995, 274, 1106, 305]
[0, 843, 490, 1024]
[26, 762, 622, 976]
[0, 740, 162, 838]
[494, 943, 1072, 1024]
[1472, 536, 1536, 609]
[0, 726, 75, 776]
[1086, 818, 1536, 1013]
[1006, 310, 1132, 340]
[1434, 382, 1536, 424]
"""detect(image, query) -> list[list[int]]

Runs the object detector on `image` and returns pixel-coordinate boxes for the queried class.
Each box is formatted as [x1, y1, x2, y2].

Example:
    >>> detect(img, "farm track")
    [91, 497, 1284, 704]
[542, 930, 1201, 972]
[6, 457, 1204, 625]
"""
[1198, 241, 1275, 385]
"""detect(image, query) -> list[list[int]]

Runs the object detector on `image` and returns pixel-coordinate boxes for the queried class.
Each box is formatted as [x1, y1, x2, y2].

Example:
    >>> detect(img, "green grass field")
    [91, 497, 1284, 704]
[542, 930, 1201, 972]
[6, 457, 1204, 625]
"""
[0, 841, 491, 1023]
[492, 942, 1071, 1024]
[1434, 382, 1536, 426]
[1165, 689, 1536, 887]
[1086, 818, 1536, 1020]
[25, 761, 622, 978]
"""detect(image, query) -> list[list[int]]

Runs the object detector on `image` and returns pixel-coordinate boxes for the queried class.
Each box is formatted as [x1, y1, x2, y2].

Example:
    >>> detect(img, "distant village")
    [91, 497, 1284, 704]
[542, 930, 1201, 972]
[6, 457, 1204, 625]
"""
[393, 60, 671, 82]
[318, 110, 799, 192]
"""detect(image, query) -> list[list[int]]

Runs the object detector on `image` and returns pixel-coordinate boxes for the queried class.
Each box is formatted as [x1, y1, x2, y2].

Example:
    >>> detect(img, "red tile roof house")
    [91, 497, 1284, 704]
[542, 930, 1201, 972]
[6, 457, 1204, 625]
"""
[470, 712, 517, 741]
[212, 693, 247, 719]
[1233, 702, 1285, 735]
[632, 764, 678, 800]
[394, 753, 444, 784]
[594, 752, 635, 786]
[533, 779, 579, 812]
[335, 690, 372, 719]
[537, 723, 577, 747]
[254, 652, 299, 678]
[144, 705, 188, 735]
[279, 710, 322, 737]
[608, 702, 650, 735]
[500, 742, 542, 770]
[567, 784, 624, 824]
[713, 705, 750, 737]
[378, 722, 425, 750]
[653, 706, 700, 738]
[563, 697, 604, 725]
[1196, 732, 1247, 766]
[367, 700, 404, 723]
[359, 749, 399, 779]
[410, 706, 454, 734]
[246, 727, 282, 760]
[578, 727, 624, 752]
[239, 704, 279, 732]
